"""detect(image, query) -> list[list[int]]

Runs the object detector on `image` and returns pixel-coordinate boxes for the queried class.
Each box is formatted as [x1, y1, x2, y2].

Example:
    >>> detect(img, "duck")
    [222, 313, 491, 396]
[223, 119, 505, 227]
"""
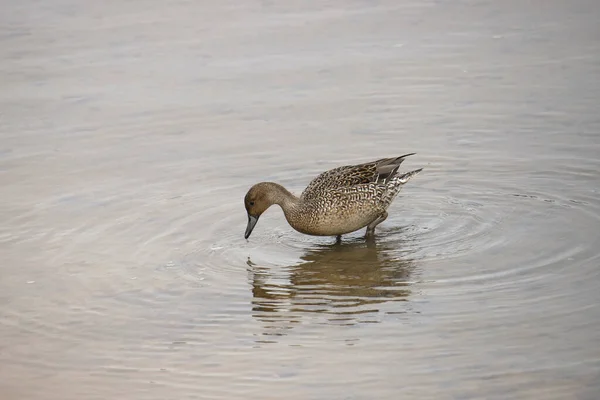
[244, 153, 422, 241]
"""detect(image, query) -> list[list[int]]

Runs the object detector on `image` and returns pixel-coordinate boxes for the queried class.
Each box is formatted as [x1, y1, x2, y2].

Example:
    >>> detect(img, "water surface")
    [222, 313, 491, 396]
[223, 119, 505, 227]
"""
[1, 0, 600, 399]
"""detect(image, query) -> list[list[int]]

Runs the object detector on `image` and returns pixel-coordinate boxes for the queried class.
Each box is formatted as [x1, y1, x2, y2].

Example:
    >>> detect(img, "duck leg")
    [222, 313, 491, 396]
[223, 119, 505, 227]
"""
[365, 211, 388, 238]
[335, 235, 342, 244]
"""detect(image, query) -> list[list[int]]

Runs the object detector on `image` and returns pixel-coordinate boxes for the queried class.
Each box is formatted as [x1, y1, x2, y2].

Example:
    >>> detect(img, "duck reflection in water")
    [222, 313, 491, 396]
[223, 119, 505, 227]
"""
[247, 236, 417, 339]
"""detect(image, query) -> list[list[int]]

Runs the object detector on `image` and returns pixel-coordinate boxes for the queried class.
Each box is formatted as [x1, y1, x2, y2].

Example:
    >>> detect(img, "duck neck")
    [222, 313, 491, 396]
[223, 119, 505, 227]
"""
[265, 182, 300, 210]
[262, 183, 302, 228]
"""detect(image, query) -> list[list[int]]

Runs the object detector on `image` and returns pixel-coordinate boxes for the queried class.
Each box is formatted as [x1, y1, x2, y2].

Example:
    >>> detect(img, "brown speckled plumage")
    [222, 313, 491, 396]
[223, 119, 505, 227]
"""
[244, 154, 422, 240]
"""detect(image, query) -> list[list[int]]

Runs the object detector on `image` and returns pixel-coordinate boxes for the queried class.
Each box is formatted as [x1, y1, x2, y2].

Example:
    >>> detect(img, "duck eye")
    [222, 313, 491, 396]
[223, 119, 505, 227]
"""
[249, 201, 255, 206]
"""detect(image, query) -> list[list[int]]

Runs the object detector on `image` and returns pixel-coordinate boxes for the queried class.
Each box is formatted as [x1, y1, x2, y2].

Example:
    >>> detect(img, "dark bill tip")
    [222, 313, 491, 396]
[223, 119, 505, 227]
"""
[244, 215, 258, 239]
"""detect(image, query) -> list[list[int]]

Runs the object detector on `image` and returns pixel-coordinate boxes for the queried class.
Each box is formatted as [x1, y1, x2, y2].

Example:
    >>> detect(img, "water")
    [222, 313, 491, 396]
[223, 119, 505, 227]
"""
[1, 1, 600, 399]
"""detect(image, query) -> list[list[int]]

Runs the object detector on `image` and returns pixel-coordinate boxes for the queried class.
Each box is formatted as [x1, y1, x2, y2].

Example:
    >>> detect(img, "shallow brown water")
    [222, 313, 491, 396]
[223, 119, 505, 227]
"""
[1, 0, 600, 399]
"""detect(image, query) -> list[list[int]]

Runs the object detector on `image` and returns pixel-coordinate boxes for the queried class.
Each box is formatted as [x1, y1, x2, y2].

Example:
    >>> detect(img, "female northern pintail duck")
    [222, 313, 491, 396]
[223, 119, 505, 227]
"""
[244, 153, 422, 241]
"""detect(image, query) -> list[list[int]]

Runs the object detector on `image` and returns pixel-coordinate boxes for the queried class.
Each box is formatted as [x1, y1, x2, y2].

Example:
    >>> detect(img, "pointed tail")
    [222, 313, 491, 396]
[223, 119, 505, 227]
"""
[393, 168, 423, 184]
[382, 168, 423, 206]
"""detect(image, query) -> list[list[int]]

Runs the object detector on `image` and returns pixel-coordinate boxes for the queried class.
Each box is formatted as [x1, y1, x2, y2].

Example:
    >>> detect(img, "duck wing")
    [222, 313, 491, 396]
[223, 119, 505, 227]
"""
[301, 153, 415, 201]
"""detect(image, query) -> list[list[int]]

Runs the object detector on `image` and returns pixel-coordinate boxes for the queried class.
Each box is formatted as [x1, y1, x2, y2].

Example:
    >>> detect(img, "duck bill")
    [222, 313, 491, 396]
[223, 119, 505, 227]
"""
[244, 215, 259, 239]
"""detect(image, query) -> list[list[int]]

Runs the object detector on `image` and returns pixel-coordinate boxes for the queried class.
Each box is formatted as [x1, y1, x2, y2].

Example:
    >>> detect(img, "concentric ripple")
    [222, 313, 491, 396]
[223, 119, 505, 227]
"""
[169, 156, 600, 334]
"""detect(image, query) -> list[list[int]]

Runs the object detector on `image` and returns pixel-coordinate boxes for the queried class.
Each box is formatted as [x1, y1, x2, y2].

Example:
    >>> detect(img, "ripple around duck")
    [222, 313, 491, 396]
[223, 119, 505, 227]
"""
[0, 163, 306, 354]
[165, 179, 423, 328]
[166, 160, 600, 330]
[392, 169, 600, 288]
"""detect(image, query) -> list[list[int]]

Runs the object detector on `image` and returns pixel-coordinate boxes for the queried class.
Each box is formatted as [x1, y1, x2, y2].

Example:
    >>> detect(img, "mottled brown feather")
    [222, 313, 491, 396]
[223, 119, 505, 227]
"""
[300, 153, 415, 201]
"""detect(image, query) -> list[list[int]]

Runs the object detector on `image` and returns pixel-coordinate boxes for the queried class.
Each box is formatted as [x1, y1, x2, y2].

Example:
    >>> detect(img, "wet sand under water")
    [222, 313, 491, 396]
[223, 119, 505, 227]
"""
[1, 0, 600, 399]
